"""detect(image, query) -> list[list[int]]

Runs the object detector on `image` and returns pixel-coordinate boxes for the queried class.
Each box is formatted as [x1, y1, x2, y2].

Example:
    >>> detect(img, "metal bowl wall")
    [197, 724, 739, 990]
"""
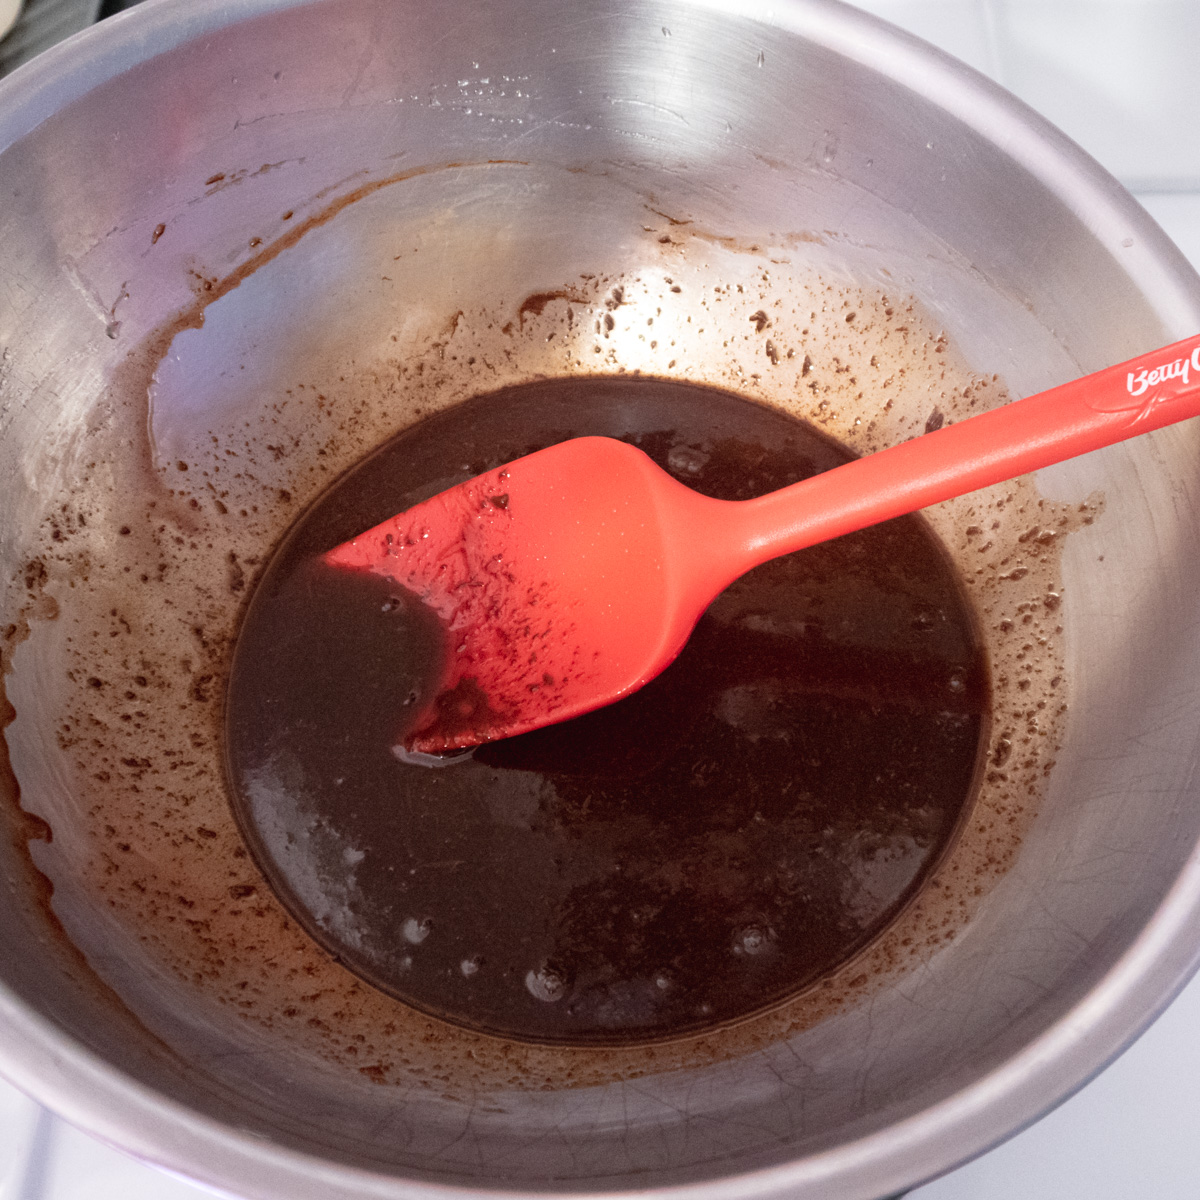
[2, 2, 1200, 1199]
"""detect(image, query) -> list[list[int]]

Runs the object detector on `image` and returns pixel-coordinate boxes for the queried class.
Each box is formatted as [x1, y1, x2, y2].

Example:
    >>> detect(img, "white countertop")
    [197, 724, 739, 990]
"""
[2, 1, 1200, 1197]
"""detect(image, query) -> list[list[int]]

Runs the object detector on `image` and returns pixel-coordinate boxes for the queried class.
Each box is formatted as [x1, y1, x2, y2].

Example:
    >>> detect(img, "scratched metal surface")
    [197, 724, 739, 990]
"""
[2, 1, 1200, 1198]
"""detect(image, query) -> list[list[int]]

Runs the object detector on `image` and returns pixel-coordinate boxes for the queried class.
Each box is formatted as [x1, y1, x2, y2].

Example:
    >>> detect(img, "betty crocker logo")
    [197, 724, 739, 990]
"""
[1127, 346, 1200, 397]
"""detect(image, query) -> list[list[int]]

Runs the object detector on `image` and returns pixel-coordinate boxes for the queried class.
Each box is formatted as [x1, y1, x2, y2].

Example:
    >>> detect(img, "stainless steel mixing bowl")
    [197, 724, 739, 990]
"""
[3, 1, 1200, 1198]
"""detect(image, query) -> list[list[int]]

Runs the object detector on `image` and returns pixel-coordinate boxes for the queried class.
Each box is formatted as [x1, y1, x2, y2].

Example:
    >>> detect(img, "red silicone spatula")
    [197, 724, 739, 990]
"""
[326, 333, 1200, 754]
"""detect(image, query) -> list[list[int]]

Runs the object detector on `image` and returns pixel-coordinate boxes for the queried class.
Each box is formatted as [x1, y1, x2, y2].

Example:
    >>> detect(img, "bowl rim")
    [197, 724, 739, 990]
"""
[2, 1, 1200, 1198]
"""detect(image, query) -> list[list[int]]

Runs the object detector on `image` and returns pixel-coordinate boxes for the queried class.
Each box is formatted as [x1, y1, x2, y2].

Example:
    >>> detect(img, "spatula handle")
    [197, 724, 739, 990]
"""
[732, 332, 1200, 567]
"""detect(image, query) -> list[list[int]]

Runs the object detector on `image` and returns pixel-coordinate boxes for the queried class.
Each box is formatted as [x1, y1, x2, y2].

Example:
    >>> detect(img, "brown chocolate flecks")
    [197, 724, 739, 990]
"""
[517, 290, 588, 329]
[0, 200, 1075, 1096]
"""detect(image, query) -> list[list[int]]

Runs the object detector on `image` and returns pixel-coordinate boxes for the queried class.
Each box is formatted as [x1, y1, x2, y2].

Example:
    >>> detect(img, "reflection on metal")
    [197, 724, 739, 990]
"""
[0, 0, 101, 78]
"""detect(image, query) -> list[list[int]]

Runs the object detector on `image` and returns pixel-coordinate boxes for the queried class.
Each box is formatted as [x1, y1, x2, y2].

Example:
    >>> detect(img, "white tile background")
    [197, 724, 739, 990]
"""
[2, 1, 1200, 1197]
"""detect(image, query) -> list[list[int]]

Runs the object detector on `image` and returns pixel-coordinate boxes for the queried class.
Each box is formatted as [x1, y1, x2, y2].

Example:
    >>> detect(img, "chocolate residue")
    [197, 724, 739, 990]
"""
[1, 684, 51, 844]
[0, 191, 1075, 1098]
[517, 290, 588, 329]
[0, 671, 186, 1068]
[414, 675, 512, 749]
[179, 159, 532, 347]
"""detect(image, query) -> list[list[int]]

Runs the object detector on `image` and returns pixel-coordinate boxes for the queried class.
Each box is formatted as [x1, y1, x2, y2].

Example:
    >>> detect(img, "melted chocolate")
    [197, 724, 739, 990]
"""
[225, 377, 988, 1045]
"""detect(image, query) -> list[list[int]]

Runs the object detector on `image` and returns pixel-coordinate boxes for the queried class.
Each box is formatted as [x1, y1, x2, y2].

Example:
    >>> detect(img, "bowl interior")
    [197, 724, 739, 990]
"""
[3, 2, 1200, 1198]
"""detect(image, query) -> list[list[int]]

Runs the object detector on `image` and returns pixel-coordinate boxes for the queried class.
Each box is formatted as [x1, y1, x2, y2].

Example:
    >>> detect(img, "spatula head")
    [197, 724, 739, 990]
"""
[323, 437, 703, 753]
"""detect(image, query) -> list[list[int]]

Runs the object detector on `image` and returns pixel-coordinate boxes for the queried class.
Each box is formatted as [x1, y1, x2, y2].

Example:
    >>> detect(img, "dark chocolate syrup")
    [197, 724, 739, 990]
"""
[225, 378, 988, 1045]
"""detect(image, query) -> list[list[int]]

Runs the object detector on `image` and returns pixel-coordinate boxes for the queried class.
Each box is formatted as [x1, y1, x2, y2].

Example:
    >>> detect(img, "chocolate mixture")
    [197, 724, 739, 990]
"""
[225, 377, 988, 1045]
